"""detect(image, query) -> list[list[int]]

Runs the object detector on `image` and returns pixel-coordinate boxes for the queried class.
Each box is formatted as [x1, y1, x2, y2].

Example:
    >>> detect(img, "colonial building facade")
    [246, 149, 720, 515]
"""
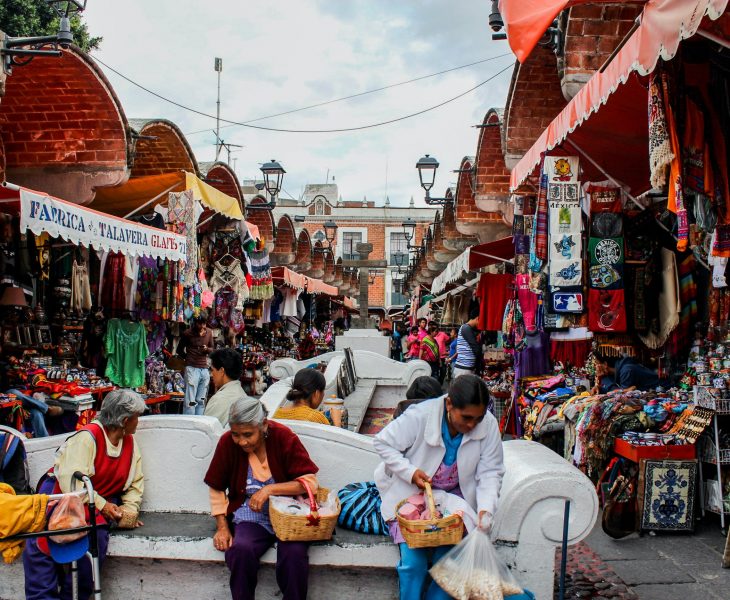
[269, 183, 436, 312]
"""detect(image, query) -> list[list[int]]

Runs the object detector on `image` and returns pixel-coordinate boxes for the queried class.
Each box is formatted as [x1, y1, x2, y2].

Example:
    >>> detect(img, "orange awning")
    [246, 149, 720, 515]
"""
[91, 171, 244, 220]
[510, 0, 729, 192]
[272, 266, 338, 296]
[499, 1, 646, 63]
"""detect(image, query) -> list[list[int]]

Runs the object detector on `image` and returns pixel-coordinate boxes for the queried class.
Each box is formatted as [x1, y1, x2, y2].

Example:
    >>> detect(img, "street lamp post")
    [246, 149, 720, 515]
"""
[249, 159, 285, 211]
[416, 154, 451, 205]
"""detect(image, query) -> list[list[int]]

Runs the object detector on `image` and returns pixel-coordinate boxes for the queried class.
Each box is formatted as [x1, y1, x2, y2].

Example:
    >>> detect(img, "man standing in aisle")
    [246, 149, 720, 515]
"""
[453, 310, 483, 379]
[432, 326, 451, 382]
[178, 315, 213, 415]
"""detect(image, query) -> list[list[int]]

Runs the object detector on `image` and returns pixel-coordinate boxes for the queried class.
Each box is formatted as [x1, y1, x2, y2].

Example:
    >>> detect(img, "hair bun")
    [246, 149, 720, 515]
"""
[286, 387, 305, 401]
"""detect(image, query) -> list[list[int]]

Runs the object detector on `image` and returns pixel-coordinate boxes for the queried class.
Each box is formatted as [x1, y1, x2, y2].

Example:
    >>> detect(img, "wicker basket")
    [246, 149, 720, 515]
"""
[269, 480, 340, 542]
[396, 482, 464, 549]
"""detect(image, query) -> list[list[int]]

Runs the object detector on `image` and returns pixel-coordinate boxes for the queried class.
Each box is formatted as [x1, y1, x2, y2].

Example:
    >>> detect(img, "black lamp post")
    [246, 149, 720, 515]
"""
[324, 220, 338, 246]
[416, 154, 451, 205]
[249, 159, 285, 211]
[402, 218, 417, 249]
[1, 1, 87, 74]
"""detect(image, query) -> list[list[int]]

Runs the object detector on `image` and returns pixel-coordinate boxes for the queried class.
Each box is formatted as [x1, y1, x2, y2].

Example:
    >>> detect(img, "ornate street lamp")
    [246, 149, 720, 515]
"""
[1, 1, 87, 74]
[402, 218, 417, 248]
[324, 220, 338, 246]
[415, 154, 451, 205]
[248, 159, 285, 211]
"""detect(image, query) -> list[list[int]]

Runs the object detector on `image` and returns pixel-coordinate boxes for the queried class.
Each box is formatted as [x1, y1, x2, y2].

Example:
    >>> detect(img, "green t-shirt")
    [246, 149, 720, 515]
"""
[104, 319, 149, 388]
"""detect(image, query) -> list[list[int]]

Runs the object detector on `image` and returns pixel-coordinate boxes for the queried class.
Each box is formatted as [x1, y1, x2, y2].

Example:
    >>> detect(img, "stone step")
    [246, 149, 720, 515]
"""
[344, 380, 377, 433]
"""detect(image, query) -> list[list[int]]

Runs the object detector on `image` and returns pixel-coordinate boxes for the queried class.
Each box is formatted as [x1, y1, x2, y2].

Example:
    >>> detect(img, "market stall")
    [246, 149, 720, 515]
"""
[495, 3, 730, 535]
[0, 182, 190, 434]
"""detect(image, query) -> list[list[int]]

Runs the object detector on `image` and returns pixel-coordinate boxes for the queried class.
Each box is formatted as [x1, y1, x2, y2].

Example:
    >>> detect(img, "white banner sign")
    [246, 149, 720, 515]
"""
[20, 189, 187, 263]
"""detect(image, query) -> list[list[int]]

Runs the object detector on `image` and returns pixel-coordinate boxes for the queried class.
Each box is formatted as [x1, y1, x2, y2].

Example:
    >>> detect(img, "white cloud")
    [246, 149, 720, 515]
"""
[84, 0, 512, 207]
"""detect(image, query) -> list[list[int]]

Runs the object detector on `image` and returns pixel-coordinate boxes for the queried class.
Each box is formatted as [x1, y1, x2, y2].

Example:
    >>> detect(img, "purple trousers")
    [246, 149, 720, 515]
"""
[225, 521, 309, 600]
[22, 527, 109, 600]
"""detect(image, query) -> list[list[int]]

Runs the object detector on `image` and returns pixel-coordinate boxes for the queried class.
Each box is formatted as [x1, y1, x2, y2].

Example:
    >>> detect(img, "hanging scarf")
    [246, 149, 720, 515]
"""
[683, 97, 710, 196]
[534, 172, 549, 263]
[661, 73, 689, 252]
[648, 73, 674, 190]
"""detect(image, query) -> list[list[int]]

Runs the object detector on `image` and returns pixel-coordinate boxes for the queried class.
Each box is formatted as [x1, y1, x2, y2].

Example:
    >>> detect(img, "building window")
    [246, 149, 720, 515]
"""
[342, 232, 362, 261]
[389, 232, 409, 266]
[315, 198, 325, 215]
[313, 230, 326, 243]
[391, 277, 407, 306]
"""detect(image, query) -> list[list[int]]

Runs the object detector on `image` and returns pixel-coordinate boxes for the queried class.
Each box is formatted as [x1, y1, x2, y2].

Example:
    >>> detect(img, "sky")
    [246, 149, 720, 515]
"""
[83, 1, 514, 207]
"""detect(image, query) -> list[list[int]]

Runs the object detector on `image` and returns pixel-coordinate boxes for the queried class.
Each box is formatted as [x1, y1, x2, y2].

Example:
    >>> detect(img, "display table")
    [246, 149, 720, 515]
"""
[613, 438, 696, 462]
[614, 439, 698, 532]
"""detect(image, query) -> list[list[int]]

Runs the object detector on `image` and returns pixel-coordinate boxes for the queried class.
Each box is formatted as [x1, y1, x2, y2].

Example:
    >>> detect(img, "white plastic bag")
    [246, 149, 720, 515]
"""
[429, 529, 523, 600]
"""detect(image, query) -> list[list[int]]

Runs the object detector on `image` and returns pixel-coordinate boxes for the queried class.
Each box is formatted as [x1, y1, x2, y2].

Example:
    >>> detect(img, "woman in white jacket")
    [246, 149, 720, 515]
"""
[374, 374, 505, 600]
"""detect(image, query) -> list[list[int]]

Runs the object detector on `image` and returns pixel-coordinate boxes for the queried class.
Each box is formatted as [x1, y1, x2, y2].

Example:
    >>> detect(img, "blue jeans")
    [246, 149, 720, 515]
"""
[183, 367, 209, 416]
[398, 543, 453, 600]
[9, 389, 49, 437]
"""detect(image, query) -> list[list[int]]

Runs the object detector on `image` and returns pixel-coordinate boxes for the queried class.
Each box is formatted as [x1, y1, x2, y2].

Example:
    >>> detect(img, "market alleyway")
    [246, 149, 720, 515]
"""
[556, 513, 728, 599]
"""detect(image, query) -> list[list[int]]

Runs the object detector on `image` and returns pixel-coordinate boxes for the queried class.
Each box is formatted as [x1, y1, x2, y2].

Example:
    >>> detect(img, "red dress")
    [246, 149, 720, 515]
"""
[476, 273, 514, 331]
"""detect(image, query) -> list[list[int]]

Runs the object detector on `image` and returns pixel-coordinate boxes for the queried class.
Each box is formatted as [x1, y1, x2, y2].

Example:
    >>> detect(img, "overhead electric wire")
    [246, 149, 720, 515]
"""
[182, 53, 513, 134]
[93, 55, 514, 134]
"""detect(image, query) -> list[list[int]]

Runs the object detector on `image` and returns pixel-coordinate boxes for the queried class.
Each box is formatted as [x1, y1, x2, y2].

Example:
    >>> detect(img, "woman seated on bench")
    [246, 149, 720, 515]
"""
[205, 396, 319, 600]
[273, 369, 330, 425]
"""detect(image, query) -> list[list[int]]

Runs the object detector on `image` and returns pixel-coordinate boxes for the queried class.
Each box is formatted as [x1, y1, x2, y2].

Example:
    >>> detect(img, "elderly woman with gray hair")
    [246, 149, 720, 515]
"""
[23, 388, 146, 600]
[205, 396, 319, 600]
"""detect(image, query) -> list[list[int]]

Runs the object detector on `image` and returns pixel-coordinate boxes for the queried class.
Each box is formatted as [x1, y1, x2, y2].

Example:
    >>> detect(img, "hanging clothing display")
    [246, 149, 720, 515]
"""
[248, 248, 274, 300]
[71, 260, 92, 313]
[639, 248, 681, 349]
[167, 189, 199, 287]
[476, 273, 513, 332]
[104, 319, 149, 388]
[209, 257, 249, 310]
[100, 252, 127, 314]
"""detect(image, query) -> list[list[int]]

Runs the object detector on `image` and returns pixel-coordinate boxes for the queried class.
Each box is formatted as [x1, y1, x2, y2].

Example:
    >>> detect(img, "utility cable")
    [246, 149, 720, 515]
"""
[93, 56, 514, 134]
[182, 53, 513, 134]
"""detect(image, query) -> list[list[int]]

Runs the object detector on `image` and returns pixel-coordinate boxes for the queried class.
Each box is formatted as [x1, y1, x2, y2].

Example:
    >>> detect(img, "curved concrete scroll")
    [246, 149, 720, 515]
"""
[135, 416, 223, 513]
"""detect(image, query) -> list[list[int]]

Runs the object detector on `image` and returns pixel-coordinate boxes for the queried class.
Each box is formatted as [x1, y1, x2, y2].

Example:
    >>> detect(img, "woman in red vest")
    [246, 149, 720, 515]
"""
[205, 396, 319, 600]
[23, 389, 146, 600]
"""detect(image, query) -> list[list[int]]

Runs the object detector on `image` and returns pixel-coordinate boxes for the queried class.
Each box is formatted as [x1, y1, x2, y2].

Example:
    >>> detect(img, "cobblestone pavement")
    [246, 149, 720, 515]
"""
[554, 515, 729, 599]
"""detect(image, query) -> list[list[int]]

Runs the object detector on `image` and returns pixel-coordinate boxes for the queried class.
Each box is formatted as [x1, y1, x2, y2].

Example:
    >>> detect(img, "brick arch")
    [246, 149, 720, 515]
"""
[442, 197, 476, 253]
[322, 250, 335, 284]
[433, 216, 459, 263]
[199, 161, 243, 206]
[561, 4, 644, 100]
[271, 215, 297, 266]
[454, 152, 509, 240]
[0, 46, 130, 203]
[333, 258, 344, 288]
[129, 118, 198, 178]
[293, 229, 312, 273]
[473, 109, 514, 235]
[503, 45, 567, 169]
[308, 242, 325, 279]
[245, 198, 275, 251]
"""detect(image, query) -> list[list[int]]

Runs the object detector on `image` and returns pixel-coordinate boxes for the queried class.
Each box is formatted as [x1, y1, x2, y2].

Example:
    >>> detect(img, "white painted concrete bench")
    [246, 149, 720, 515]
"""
[0, 416, 598, 600]
[265, 351, 432, 424]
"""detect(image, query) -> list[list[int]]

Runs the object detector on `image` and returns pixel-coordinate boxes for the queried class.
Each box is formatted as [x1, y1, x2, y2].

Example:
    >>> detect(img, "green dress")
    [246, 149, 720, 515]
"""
[104, 319, 149, 388]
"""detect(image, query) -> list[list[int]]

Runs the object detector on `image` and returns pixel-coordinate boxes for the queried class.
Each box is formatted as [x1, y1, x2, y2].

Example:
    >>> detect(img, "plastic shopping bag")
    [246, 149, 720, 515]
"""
[48, 494, 87, 543]
[430, 528, 523, 600]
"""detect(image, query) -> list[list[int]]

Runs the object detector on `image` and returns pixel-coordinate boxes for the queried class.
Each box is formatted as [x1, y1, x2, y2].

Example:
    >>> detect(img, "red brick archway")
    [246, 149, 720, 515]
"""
[272, 214, 297, 266]
[0, 46, 130, 203]
[245, 197, 275, 251]
[561, 4, 644, 99]
[199, 161, 243, 206]
[322, 249, 335, 283]
[308, 242, 325, 279]
[293, 229, 312, 273]
[503, 45, 567, 168]
[470, 109, 515, 237]
[129, 119, 198, 178]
